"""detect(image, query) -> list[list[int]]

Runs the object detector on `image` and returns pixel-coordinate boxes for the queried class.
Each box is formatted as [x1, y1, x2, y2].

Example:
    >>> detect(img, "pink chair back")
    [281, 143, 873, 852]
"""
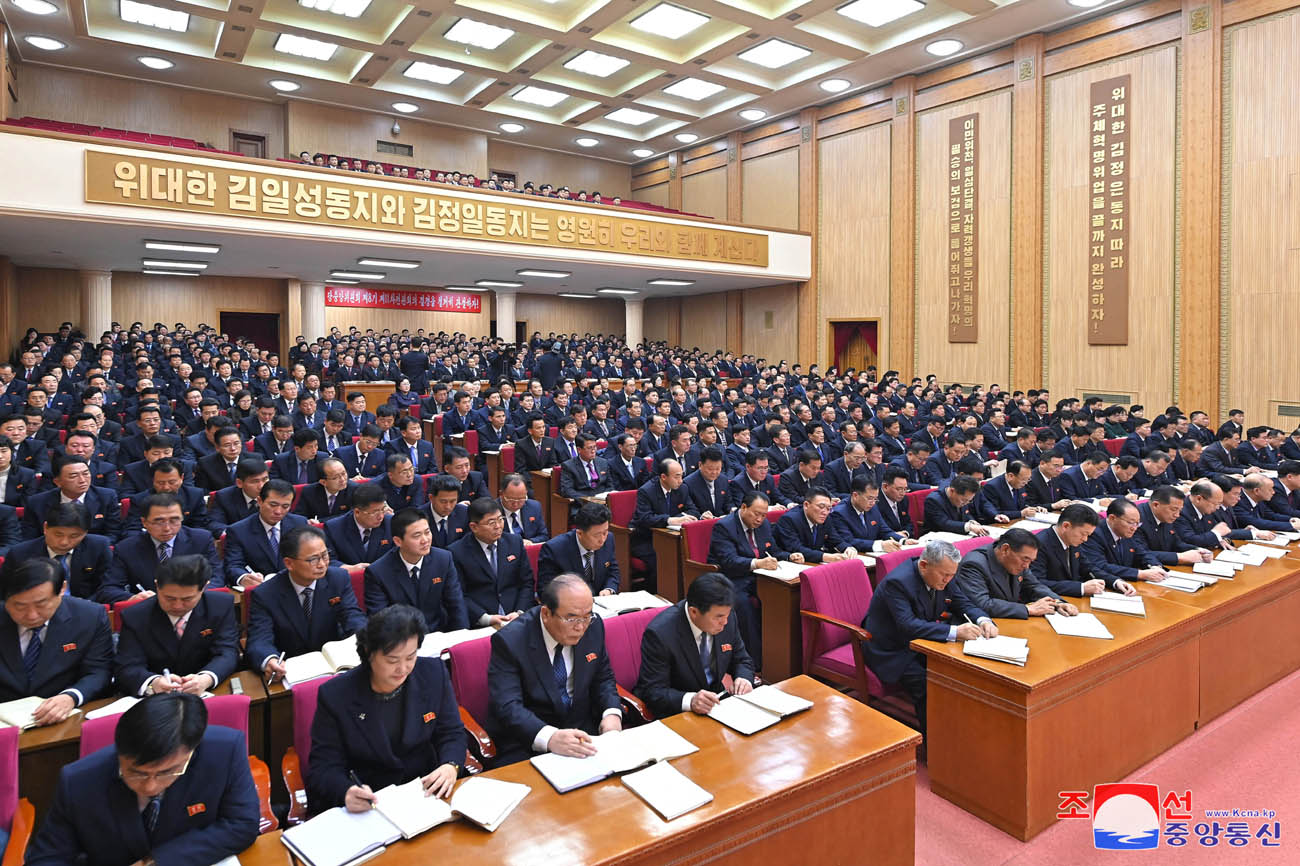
[291, 678, 327, 778]
[1103, 438, 1124, 457]
[800, 559, 874, 658]
[347, 566, 366, 612]
[0, 726, 16, 830]
[601, 608, 662, 690]
[501, 445, 515, 474]
[606, 490, 637, 526]
[683, 516, 721, 562]
[905, 488, 931, 535]
[80, 694, 251, 758]
[524, 542, 541, 588]
[463, 429, 479, 455]
[447, 635, 493, 728]
[873, 535, 996, 587]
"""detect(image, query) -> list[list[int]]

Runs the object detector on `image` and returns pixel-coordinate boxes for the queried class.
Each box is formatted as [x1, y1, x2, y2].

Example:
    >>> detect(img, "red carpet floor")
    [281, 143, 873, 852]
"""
[915, 666, 1300, 865]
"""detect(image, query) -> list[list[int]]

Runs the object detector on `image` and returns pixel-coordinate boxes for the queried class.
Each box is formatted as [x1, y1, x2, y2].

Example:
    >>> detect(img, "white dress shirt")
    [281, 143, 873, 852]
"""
[532, 617, 621, 752]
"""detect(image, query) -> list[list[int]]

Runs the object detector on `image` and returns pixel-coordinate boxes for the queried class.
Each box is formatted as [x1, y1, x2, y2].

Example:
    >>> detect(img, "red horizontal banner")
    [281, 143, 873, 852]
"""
[324, 286, 482, 313]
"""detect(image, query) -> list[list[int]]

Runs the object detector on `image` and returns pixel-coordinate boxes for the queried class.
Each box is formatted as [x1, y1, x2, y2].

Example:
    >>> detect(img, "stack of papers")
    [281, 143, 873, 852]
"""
[418, 627, 496, 658]
[281, 805, 401, 866]
[753, 561, 812, 582]
[1090, 592, 1146, 617]
[1249, 531, 1300, 546]
[593, 591, 672, 617]
[1026, 511, 1061, 525]
[1239, 543, 1289, 560]
[1217, 548, 1266, 567]
[1046, 612, 1114, 639]
[915, 531, 969, 545]
[1152, 575, 1205, 593]
[707, 685, 814, 735]
[0, 696, 81, 729]
[374, 776, 530, 837]
[963, 635, 1029, 666]
[621, 761, 713, 821]
[529, 720, 699, 793]
[1193, 561, 1236, 579]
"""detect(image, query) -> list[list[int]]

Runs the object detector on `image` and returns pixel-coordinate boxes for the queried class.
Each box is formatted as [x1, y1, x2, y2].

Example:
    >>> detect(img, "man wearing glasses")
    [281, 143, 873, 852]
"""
[497, 474, 549, 542]
[25, 692, 260, 865]
[101, 494, 223, 603]
[487, 573, 621, 765]
[450, 498, 534, 630]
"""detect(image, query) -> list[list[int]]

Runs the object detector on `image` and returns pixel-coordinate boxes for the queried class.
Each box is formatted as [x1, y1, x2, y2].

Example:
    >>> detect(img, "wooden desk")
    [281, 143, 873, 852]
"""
[914, 593, 1204, 840]
[265, 679, 295, 811]
[651, 527, 684, 602]
[339, 382, 395, 416]
[282, 677, 920, 866]
[239, 830, 292, 865]
[482, 448, 508, 496]
[758, 573, 803, 682]
[529, 469, 569, 539]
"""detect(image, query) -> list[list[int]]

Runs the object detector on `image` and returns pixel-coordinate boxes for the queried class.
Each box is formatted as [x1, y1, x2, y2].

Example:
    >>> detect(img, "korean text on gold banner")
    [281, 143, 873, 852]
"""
[1087, 75, 1131, 346]
[84, 150, 769, 268]
[947, 113, 979, 343]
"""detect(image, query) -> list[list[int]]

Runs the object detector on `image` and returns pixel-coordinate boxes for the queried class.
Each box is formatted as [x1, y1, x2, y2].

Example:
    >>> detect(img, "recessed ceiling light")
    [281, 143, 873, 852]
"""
[443, 286, 486, 292]
[739, 108, 767, 121]
[1068, 0, 1107, 5]
[648, 278, 695, 286]
[326, 278, 360, 285]
[269, 79, 300, 92]
[820, 78, 851, 93]
[274, 33, 339, 61]
[926, 38, 963, 56]
[575, 137, 600, 147]
[144, 240, 221, 254]
[391, 102, 419, 113]
[517, 269, 572, 278]
[597, 288, 639, 295]
[138, 56, 174, 70]
[498, 122, 525, 133]
[120, 0, 188, 32]
[476, 280, 524, 288]
[564, 50, 629, 78]
[632, 148, 655, 158]
[558, 293, 597, 299]
[674, 132, 698, 143]
[142, 259, 208, 270]
[630, 3, 710, 40]
[13, 0, 58, 15]
[23, 35, 65, 50]
[738, 38, 810, 69]
[662, 77, 724, 101]
[606, 107, 658, 126]
[298, 0, 372, 18]
[444, 18, 513, 50]
[513, 85, 567, 107]
[358, 257, 420, 269]
[838, 0, 924, 28]
[142, 269, 199, 276]
[404, 61, 462, 85]
[330, 270, 385, 279]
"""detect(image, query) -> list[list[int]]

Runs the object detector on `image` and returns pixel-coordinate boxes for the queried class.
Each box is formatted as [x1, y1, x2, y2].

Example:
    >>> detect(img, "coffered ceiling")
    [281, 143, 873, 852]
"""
[3, 0, 1132, 162]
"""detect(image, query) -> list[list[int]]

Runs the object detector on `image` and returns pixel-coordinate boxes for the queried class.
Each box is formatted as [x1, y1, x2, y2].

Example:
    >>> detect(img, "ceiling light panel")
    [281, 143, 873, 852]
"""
[138, 56, 174, 69]
[444, 18, 514, 50]
[662, 77, 725, 101]
[358, 258, 420, 268]
[606, 107, 658, 126]
[516, 269, 571, 278]
[23, 35, 63, 49]
[298, 0, 372, 18]
[119, 0, 189, 32]
[563, 50, 629, 78]
[512, 85, 567, 107]
[630, 3, 710, 39]
[274, 32, 339, 61]
[144, 240, 221, 253]
[738, 38, 810, 68]
[403, 61, 463, 85]
[837, 0, 924, 28]
[13, 0, 58, 14]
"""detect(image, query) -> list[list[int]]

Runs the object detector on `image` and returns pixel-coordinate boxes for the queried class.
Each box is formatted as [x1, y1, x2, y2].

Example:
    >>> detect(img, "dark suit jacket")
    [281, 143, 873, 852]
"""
[221, 513, 308, 583]
[537, 530, 619, 596]
[1137, 502, 1198, 565]
[1023, 469, 1062, 508]
[826, 502, 900, 551]
[269, 451, 324, 485]
[306, 659, 466, 813]
[253, 431, 294, 462]
[244, 567, 366, 669]
[1028, 527, 1100, 596]
[334, 443, 386, 478]
[955, 545, 1060, 619]
[22, 486, 121, 542]
[876, 494, 911, 535]
[776, 467, 819, 505]
[0, 596, 112, 703]
[294, 481, 357, 521]
[681, 469, 730, 517]
[861, 558, 988, 683]
[557, 456, 613, 500]
[113, 591, 240, 694]
[101, 527, 223, 602]
[386, 438, 435, 475]
[452, 470, 490, 502]
[0, 503, 19, 556]
[923, 489, 974, 535]
[1079, 519, 1155, 583]
[634, 601, 755, 719]
[5, 535, 111, 600]
[194, 452, 241, 493]
[502, 499, 549, 542]
[765, 445, 794, 475]
[363, 547, 467, 633]
[124, 484, 210, 535]
[324, 512, 394, 566]
[772, 509, 834, 562]
[475, 424, 515, 454]
[341, 410, 376, 437]
[25, 726, 259, 866]
[1, 466, 35, 506]
[449, 532, 534, 624]
[1234, 494, 1295, 532]
[377, 475, 427, 512]
[487, 608, 620, 765]
[207, 486, 258, 537]
[974, 475, 1026, 522]
[708, 511, 786, 579]
[1199, 441, 1238, 475]
[1057, 465, 1105, 501]
[631, 479, 696, 555]
[513, 436, 557, 474]
[818, 457, 867, 499]
[726, 472, 782, 509]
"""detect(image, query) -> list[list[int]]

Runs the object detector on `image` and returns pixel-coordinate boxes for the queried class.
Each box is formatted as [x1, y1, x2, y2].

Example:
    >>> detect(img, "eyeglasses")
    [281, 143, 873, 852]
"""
[292, 553, 331, 566]
[557, 613, 597, 627]
[121, 752, 192, 783]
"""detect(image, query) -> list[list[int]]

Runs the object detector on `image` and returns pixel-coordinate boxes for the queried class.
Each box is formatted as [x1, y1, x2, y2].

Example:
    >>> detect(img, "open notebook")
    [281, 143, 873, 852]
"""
[962, 635, 1029, 666]
[284, 634, 361, 687]
[593, 591, 672, 617]
[621, 760, 713, 821]
[1089, 592, 1146, 617]
[280, 803, 401, 866]
[0, 696, 81, 729]
[1046, 612, 1113, 639]
[707, 685, 813, 735]
[529, 720, 698, 793]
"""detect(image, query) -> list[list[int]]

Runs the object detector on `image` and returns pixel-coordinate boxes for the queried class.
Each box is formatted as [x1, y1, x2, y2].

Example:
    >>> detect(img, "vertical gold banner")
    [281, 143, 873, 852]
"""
[947, 113, 979, 342]
[1087, 75, 1131, 345]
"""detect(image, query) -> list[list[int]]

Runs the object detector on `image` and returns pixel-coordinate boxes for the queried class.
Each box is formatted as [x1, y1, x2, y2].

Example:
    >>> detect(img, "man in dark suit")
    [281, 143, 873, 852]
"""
[240, 397, 279, 441]
[1200, 429, 1246, 476]
[114, 554, 240, 696]
[425, 475, 471, 550]
[513, 415, 558, 477]
[293, 457, 355, 521]
[269, 428, 325, 485]
[1028, 503, 1110, 597]
[101, 493, 223, 602]
[1079, 499, 1165, 589]
[1024, 452, 1070, 511]
[486, 573, 621, 765]
[922, 475, 986, 536]
[443, 445, 491, 502]
[556, 433, 614, 503]
[538, 502, 620, 597]
[876, 468, 913, 536]
[889, 443, 938, 491]
[635, 572, 756, 719]
[1236, 474, 1300, 533]
[681, 447, 731, 518]
[818, 441, 869, 499]
[0, 413, 51, 476]
[1140, 486, 1215, 563]
[387, 416, 435, 474]
[193, 426, 245, 493]
[23, 454, 122, 541]
[449, 498, 534, 629]
[222, 479, 308, 587]
[708, 490, 795, 666]
[6, 502, 112, 600]
[377, 452, 428, 512]
[341, 391, 377, 437]
[773, 488, 853, 564]
[631, 459, 699, 583]
[955, 529, 1079, 619]
[323, 483, 393, 568]
[1055, 451, 1112, 501]
[860, 541, 995, 735]
[0, 434, 37, 506]
[0, 501, 22, 558]
[335, 424, 388, 479]
[253, 417, 295, 461]
[0, 556, 113, 722]
[827, 476, 909, 553]
[498, 474, 549, 542]
[246, 525, 367, 679]
[207, 458, 267, 537]
[442, 391, 478, 436]
[25, 692, 260, 866]
[974, 461, 1038, 524]
[727, 450, 782, 509]
[476, 406, 515, 456]
[364, 508, 467, 632]
[776, 449, 825, 505]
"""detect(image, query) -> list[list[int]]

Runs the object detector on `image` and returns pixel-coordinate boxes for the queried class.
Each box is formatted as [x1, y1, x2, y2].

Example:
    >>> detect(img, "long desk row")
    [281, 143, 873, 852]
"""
[915, 542, 1300, 840]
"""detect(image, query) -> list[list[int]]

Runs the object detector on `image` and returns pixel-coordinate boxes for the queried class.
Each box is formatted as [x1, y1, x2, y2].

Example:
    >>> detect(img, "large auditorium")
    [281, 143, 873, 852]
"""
[0, 0, 1296, 863]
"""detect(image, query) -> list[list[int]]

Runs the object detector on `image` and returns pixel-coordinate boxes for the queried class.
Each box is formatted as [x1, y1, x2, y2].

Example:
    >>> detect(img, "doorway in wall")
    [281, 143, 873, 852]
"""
[230, 131, 266, 159]
[220, 311, 281, 357]
[828, 320, 879, 374]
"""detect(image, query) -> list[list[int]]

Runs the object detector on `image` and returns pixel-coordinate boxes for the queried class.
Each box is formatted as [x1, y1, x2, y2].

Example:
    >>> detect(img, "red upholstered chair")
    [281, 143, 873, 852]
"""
[110, 596, 148, 633]
[872, 535, 996, 587]
[682, 516, 722, 593]
[1103, 438, 1124, 458]
[291, 484, 306, 511]
[245, 439, 255, 452]
[462, 429, 478, 457]
[347, 566, 366, 613]
[799, 559, 886, 701]
[280, 677, 327, 827]
[119, 499, 130, 520]
[600, 607, 661, 723]
[904, 488, 932, 535]
[524, 542, 541, 595]
[0, 726, 33, 866]
[446, 636, 496, 765]
[500, 444, 515, 474]
[606, 489, 640, 579]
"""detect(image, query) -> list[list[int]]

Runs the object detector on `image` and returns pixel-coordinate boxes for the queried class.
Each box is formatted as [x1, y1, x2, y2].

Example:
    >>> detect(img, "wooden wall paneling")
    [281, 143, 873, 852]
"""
[1223, 0, 1300, 25]
[680, 151, 728, 175]
[637, 182, 670, 208]
[741, 117, 801, 145]
[665, 297, 682, 347]
[12, 267, 82, 339]
[286, 102, 486, 175]
[890, 77, 917, 377]
[741, 284, 798, 363]
[914, 90, 1013, 385]
[727, 133, 743, 221]
[817, 123, 892, 369]
[816, 104, 894, 140]
[643, 297, 673, 345]
[668, 152, 683, 212]
[914, 66, 1016, 112]
[915, 47, 1018, 91]
[1044, 0, 1182, 51]
[113, 272, 289, 355]
[514, 293, 624, 338]
[739, 130, 802, 160]
[742, 147, 800, 230]
[0, 257, 14, 356]
[285, 279, 302, 350]
[679, 293, 728, 352]
[1178, 0, 1223, 420]
[815, 87, 891, 122]
[726, 290, 744, 354]
[681, 165, 729, 220]
[632, 169, 671, 191]
[1012, 34, 1046, 390]
[487, 140, 630, 199]
[797, 108, 819, 366]
[1043, 46, 1179, 410]
[682, 140, 728, 161]
[1044, 16, 1183, 76]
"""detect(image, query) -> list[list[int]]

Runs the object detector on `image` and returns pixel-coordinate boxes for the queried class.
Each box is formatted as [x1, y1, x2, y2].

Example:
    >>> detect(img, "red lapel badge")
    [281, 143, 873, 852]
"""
[187, 803, 206, 816]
